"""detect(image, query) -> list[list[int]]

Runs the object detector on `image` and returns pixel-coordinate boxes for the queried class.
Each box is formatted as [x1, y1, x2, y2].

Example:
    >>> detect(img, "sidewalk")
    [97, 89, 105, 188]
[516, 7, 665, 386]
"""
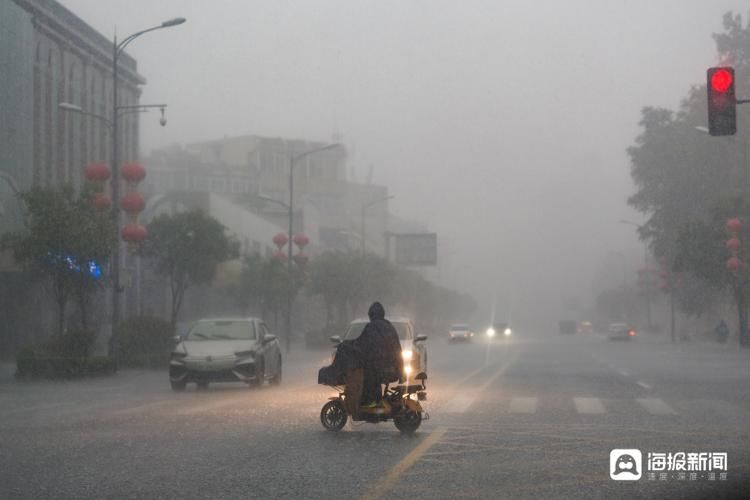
[0, 362, 15, 384]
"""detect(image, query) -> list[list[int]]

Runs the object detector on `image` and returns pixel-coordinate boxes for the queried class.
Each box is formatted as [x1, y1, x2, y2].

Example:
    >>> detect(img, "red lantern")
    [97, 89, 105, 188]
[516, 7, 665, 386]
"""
[93, 193, 111, 211]
[293, 234, 310, 248]
[272, 233, 289, 249]
[121, 224, 147, 243]
[727, 238, 742, 252]
[120, 192, 146, 213]
[726, 217, 743, 234]
[272, 249, 287, 262]
[85, 163, 111, 182]
[121, 163, 146, 183]
[293, 252, 309, 267]
[727, 256, 743, 273]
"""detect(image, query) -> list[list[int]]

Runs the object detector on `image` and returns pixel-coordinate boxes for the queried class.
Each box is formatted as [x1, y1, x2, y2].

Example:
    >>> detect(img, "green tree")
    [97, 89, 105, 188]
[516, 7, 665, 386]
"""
[307, 250, 397, 324]
[307, 250, 350, 326]
[141, 210, 238, 328]
[627, 11, 750, 341]
[1, 186, 113, 336]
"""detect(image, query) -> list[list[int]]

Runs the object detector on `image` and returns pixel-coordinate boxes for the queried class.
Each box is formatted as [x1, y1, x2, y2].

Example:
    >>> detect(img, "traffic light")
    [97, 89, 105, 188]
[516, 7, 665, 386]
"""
[707, 66, 736, 136]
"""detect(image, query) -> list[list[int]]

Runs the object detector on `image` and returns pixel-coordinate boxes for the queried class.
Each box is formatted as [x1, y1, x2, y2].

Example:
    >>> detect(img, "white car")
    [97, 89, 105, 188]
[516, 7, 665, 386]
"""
[448, 323, 474, 342]
[331, 317, 428, 380]
[169, 318, 282, 391]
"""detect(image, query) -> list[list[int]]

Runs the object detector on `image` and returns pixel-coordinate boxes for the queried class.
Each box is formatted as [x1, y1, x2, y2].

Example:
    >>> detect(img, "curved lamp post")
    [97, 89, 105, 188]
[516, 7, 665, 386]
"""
[59, 17, 185, 358]
[286, 143, 341, 352]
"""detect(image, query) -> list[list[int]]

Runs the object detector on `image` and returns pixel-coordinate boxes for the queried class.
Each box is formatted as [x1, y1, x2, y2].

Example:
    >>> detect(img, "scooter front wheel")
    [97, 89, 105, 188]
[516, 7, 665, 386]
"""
[394, 409, 422, 434]
[321, 400, 348, 431]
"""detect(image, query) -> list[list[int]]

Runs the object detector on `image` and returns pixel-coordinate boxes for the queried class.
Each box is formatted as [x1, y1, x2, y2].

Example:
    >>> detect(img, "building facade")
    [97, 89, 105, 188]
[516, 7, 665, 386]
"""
[0, 0, 143, 237]
[0, 0, 144, 355]
[143, 135, 395, 256]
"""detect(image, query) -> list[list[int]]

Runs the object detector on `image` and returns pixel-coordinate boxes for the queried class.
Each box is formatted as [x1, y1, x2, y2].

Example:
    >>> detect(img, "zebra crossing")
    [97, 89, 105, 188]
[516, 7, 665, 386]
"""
[443, 395, 682, 416]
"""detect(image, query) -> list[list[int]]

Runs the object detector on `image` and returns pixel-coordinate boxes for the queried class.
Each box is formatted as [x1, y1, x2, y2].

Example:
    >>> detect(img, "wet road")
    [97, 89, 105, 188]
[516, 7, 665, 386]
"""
[1, 332, 749, 499]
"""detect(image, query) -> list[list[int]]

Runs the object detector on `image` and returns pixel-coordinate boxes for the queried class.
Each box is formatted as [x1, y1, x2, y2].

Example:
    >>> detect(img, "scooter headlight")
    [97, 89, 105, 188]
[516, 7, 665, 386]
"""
[404, 365, 413, 376]
[486, 328, 496, 337]
[504, 328, 512, 336]
[401, 350, 413, 361]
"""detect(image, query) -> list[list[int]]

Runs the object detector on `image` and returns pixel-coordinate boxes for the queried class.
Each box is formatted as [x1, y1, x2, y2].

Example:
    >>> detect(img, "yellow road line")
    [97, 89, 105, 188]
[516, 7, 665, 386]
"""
[361, 426, 448, 500]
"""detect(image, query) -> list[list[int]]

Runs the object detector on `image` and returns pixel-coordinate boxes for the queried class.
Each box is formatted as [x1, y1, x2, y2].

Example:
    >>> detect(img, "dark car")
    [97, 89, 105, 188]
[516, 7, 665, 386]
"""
[607, 322, 637, 341]
[558, 320, 577, 335]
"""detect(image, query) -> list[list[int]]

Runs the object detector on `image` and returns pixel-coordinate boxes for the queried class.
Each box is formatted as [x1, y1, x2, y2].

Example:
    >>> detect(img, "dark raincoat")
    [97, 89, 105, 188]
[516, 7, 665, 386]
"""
[353, 302, 403, 402]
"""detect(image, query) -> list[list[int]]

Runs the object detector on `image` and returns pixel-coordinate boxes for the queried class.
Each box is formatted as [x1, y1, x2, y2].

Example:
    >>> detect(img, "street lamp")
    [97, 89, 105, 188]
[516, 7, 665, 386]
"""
[361, 195, 394, 256]
[286, 143, 341, 352]
[59, 17, 185, 358]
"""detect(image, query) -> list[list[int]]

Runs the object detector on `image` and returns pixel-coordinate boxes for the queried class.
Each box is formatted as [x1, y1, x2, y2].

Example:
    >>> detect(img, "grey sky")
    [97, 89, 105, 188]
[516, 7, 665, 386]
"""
[60, 0, 749, 326]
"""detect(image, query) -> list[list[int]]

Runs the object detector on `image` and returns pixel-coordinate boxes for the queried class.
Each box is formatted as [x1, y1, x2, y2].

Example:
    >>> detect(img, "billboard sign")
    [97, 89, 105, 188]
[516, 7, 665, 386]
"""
[394, 233, 437, 266]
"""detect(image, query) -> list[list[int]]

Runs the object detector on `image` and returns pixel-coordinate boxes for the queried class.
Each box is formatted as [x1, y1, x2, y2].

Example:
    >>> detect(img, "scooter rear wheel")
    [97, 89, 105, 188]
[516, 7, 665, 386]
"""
[394, 409, 422, 434]
[321, 400, 348, 431]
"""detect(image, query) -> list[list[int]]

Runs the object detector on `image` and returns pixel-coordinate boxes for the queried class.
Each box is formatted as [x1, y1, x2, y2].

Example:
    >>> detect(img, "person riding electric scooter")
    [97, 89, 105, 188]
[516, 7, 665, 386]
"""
[352, 302, 404, 407]
[318, 302, 428, 434]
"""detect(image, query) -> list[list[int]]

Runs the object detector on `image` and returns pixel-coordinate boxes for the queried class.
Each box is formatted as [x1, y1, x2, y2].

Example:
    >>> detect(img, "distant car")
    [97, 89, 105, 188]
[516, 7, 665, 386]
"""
[486, 322, 512, 340]
[448, 323, 474, 342]
[331, 317, 428, 380]
[558, 320, 577, 335]
[169, 318, 282, 391]
[607, 322, 637, 341]
[578, 321, 594, 334]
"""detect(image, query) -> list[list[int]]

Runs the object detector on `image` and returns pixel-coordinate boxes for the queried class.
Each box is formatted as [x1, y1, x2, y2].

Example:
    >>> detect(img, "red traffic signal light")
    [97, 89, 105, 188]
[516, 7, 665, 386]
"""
[710, 68, 733, 93]
[707, 66, 736, 136]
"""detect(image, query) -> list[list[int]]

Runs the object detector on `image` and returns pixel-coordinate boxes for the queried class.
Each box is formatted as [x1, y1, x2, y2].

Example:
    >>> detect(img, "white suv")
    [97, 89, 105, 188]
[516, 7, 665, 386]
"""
[331, 317, 428, 381]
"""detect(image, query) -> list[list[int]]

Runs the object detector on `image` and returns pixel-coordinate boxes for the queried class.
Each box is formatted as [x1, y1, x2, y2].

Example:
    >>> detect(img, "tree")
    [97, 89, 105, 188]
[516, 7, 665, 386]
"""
[627, 11, 750, 341]
[141, 210, 237, 328]
[307, 250, 350, 326]
[1, 186, 113, 336]
[307, 250, 397, 325]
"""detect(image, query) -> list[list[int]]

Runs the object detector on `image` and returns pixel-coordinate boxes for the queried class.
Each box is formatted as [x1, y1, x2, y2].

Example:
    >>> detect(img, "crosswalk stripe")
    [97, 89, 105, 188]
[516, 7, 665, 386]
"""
[636, 397, 676, 415]
[509, 397, 537, 413]
[573, 397, 605, 414]
[443, 396, 476, 414]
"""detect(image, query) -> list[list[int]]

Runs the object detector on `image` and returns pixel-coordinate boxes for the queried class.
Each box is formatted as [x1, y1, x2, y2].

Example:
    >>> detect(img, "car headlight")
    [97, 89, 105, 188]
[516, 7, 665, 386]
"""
[402, 350, 413, 361]
[486, 328, 496, 337]
[504, 328, 512, 336]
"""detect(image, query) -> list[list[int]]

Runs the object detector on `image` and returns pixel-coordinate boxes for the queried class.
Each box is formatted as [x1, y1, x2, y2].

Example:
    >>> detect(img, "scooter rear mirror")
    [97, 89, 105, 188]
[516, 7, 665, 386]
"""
[329, 335, 341, 344]
[415, 334, 428, 343]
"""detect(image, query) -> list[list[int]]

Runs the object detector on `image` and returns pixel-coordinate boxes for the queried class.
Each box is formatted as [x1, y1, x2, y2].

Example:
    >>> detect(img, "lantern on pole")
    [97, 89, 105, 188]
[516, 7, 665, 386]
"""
[293, 234, 309, 249]
[726, 217, 742, 235]
[120, 163, 146, 251]
[85, 163, 111, 183]
[273, 233, 289, 250]
[85, 163, 112, 211]
[272, 249, 287, 262]
[727, 256, 743, 273]
[121, 223, 147, 244]
[93, 192, 112, 212]
[727, 238, 742, 252]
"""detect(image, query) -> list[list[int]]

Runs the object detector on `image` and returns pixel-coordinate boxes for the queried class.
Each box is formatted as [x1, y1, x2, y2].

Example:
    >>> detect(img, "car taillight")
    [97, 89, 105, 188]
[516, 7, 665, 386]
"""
[628, 330, 636, 337]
